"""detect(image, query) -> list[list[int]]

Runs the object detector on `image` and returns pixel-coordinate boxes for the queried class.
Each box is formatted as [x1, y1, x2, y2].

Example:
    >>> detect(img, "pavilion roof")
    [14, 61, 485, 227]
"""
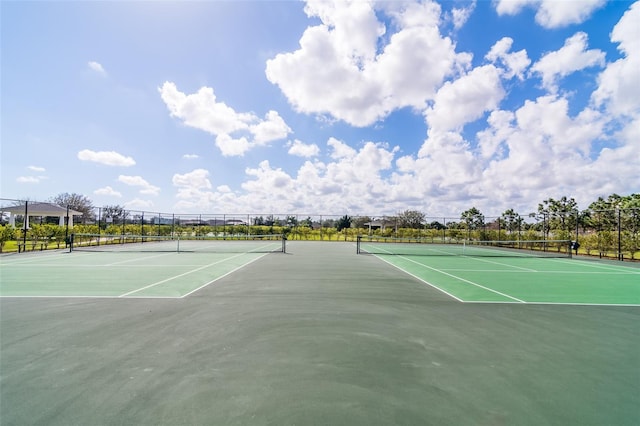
[1, 202, 83, 216]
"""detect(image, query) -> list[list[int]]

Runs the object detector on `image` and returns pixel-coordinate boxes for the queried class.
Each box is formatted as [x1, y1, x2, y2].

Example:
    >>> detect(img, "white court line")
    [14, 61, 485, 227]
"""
[105, 252, 174, 266]
[0, 251, 90, 265]
[548, 257, 640, 273]
[462, 256, 538, 272]
[1, 264, 217, 268]
[441, 269, 636, 275]
[179, 253, 270, 298]
[371, 254, 464, 302]
[119, 252, 261, 297]
[461, 300, 640, 306]
[398, 255, 526, 303]
[0, 295, 180, 299]
[366, 244, 525, 303]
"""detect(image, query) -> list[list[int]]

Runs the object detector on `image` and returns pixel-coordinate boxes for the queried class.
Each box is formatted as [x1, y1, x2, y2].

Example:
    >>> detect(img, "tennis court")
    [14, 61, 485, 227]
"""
[357, 238, 640, 306]
[1, 241, 639, 425]
[0, 235, 286, 298]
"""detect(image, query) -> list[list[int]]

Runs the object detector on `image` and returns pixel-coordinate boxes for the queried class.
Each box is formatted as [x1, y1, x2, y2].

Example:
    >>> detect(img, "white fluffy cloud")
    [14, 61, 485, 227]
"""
[167, 0, 638, 216]
[450, 2, 476, 30]
[16, 176, 42, 184]
[172, 138, 401, 213]
[265, 0, 469, 126]
[94, 186, 122, 197]
[16, 166, 48, 184]
[591, 1, 640, 117]
[287, 139, 320, 157]
[124, 198, 154, 210]
[88, 61, 107, 76]
[77, 150, 136, 167]
[172, 169, 212, 190]
[159, 82, 292, 156]
[485, 37, 531, 80]
[494, 0, 606, 28]
[425, 65, 505, 132]
[118, 175, 160, 195]
[531, 32, 605, 93]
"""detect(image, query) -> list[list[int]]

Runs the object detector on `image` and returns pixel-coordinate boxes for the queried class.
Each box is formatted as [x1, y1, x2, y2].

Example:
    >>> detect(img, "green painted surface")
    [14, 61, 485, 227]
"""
[0, 251, 268, 297]
[1, 242, 639, 425]
[376, 252, 640, 305]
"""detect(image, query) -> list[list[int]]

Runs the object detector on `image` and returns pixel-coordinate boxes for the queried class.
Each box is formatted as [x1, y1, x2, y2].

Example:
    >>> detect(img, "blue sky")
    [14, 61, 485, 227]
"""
[2, 0, 638, 218]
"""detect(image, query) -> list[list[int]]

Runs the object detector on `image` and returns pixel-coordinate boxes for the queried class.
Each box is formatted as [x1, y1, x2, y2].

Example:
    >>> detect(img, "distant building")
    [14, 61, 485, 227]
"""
[1, 202, 82, 228]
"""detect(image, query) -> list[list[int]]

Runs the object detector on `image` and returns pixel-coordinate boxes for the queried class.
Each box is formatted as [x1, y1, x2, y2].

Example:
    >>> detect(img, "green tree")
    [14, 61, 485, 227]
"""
[299, 217, 313, 228]
[428, 221, 446, 230]
[336, 215, 352, 232]
[0, 225, 16, 252]
[501, 209, 523, 238]
[286, 216, 298, 227]
[538, 196, 578, 238]
[461, 207, 484, 239]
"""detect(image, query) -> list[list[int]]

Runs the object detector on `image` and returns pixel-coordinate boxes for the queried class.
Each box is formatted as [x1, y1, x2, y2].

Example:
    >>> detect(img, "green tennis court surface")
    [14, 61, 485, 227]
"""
[2, 240, 637, 305]
[1, 242, 639, 425]
[0, 250, 273, 298]
[366, 250, 640, 306]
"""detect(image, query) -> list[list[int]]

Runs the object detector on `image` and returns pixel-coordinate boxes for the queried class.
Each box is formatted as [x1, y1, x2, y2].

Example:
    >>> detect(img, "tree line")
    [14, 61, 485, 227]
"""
[1, 192, 638, 259]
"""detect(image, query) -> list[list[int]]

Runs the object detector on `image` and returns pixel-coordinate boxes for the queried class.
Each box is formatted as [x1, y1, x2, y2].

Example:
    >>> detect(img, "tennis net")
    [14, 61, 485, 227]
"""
[70, 233, 286, 253]
[357, 236, 572, 258]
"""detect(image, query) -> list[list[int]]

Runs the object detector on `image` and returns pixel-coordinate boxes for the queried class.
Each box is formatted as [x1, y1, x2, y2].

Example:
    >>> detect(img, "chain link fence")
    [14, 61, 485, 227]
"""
[1, 198, 638, 260]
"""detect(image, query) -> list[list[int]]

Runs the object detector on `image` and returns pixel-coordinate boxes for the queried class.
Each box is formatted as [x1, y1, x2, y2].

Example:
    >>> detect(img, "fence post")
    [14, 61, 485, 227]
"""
[618, 209, 622, 261]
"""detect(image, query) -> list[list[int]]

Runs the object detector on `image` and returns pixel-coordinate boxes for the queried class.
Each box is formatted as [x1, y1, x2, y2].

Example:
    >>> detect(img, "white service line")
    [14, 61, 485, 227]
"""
[180, 252, 270, 298]
[119, 252, 256, 297]
[397, 255, 526, 303]
[548, 257, 640, 273]
[463, 256, 538, 272]
[372, 254, 465, 302]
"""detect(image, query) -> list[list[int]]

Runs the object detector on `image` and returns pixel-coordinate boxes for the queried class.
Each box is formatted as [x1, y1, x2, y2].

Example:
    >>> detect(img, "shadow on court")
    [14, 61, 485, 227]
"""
[1, 242, 639, 425]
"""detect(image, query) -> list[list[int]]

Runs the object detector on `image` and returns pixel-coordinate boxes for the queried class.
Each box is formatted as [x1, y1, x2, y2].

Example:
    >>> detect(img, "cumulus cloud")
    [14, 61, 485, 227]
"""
[94, 186, 122, 197]
[16, 176, 42, 184]
[591, 1, 640, 117]
[425, 65, 505, 132]
[182, 154, 199, 160]
[159, 82, 292, 156]
[17, 165, 48, 183]
[88, 61, 107, 76]
[77, 149, 136, 167]
[163, 0, 637, 216]
[170, 138, 402, 213]
[531, 32, 605, 93]
[494, 0, 606, 28]
[485, 37, 531, 80]
[265, 0, 469, 126]
[124, 198, 154, 209]
[328, 137, 357, 159]
[160, 82, 253, 135]
[287, 139, 320, 157]
[170, 87, 637, 217]
[450, 2, 476, 30]
[250, 111, 292, 145]
[215, 134, 251, 157]
[172, 169, 212, 190]
[118, 175, 160, 195]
